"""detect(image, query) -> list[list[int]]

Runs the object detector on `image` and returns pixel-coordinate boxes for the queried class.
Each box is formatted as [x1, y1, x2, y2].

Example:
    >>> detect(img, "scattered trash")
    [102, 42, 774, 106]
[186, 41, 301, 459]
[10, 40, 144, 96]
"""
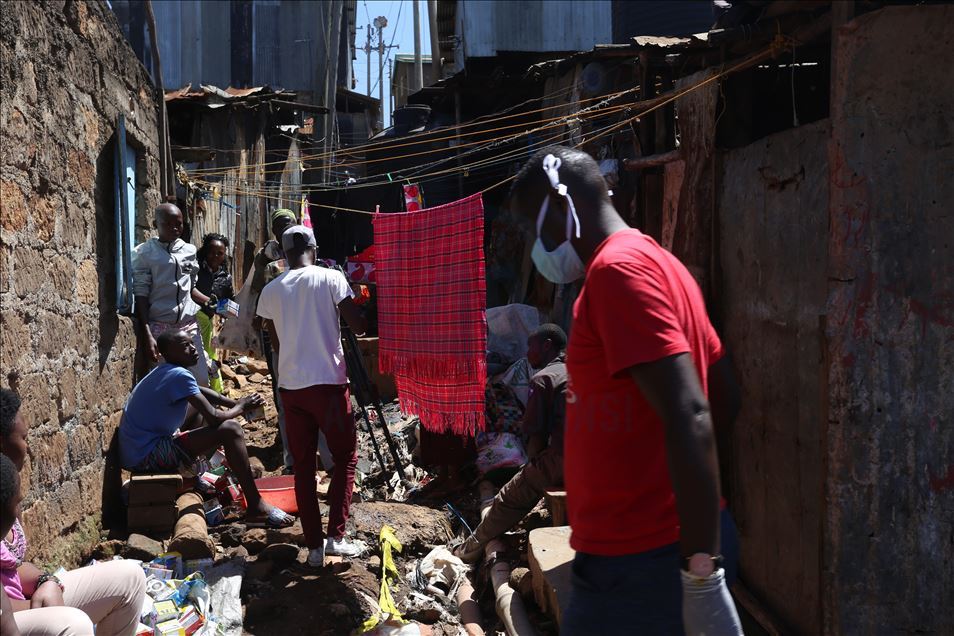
[407, 547, 470, 605]
[204, 558, 246, 636]
[360, 526, 405, 633]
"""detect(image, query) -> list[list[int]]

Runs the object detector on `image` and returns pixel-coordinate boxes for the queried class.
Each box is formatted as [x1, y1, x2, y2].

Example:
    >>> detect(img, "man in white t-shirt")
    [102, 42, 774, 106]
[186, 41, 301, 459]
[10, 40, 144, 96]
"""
[256, 225, 368, 565]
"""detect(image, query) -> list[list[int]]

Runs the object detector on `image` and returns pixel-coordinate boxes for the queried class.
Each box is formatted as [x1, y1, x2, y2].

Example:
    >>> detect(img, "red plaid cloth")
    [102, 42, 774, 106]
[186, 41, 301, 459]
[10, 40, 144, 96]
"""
[373, 194, 487, 434]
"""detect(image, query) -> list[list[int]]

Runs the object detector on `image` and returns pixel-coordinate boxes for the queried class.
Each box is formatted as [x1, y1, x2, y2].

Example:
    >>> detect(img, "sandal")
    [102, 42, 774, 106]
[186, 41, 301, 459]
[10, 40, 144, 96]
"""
[246, 506, 295, 529]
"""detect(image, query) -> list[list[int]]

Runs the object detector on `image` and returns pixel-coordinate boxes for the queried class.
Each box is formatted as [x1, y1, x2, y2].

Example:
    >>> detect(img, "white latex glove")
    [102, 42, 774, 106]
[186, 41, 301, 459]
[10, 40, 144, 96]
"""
[681, 568, 744, 635]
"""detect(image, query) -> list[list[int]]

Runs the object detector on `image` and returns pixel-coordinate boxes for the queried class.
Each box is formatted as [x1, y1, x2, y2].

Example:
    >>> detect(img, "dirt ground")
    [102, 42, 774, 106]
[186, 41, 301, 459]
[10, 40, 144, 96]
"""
[212, 356, 558, 635]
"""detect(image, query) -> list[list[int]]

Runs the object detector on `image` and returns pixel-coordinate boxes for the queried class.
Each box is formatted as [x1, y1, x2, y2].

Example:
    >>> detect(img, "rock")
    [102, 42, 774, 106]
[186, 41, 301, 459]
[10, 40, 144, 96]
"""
[124, 533, 164, 561]
[243, 528, 268, 554]
[259, 542, 300, 565]
[510, 567, 534, 598]
[234, 364, 250, 375]
[266, 520, 306, 546]
[218, 524, 245, 548]
[226, 545, 250, 560]
[89, 539, 125, 561]
[233, 374, 249, 389]
[350, 503, 453, 554]
[246, 559, 274, 580]
[246, 359, 270, 375]
[220, 365, 237, 382]
[248, 456, 265, 479]
[248, 372, 266, 384]
[366, 555, 381, 572]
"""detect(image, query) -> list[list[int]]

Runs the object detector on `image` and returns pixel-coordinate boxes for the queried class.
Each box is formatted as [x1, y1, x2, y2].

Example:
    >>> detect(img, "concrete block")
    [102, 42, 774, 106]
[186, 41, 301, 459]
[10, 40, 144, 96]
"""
[127, 503, 177, 534]
[528, 526, 574, 628]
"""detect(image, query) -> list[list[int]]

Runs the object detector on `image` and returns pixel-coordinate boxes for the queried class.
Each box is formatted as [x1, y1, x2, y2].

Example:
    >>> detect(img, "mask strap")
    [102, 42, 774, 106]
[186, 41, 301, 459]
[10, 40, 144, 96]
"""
[540, 154, 582, 240]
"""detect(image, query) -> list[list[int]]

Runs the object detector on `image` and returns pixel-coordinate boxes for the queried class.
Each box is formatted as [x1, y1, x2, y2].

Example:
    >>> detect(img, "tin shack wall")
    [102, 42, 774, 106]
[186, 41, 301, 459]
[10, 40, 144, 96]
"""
[824, 5, 954, 633]
[718, 120, 830, 634]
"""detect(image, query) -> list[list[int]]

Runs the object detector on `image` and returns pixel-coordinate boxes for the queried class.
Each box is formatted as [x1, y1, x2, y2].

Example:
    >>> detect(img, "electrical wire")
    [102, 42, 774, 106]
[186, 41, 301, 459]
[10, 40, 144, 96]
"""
[370, 0, 403, 96]
[184, 85, 640, 177]
[184, 36, 790, 215]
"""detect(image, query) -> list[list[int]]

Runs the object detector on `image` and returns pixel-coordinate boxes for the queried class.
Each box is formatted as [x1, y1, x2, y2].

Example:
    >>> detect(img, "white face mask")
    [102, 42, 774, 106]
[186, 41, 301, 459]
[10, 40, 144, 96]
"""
[530, 155, 585, 284]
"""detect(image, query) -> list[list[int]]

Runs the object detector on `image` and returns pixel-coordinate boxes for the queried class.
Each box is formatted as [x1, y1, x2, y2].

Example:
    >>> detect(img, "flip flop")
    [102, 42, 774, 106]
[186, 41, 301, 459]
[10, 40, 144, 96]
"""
[246, 506, 295, 529]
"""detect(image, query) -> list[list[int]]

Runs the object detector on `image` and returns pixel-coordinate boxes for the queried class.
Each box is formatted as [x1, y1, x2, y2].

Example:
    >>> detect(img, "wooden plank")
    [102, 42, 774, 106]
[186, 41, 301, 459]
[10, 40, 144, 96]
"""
[622, 150, 682, 170]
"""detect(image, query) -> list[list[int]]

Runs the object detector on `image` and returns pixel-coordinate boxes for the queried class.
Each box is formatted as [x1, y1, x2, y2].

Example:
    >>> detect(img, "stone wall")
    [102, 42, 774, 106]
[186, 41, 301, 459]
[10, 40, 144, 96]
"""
[0, 0, 159, 562]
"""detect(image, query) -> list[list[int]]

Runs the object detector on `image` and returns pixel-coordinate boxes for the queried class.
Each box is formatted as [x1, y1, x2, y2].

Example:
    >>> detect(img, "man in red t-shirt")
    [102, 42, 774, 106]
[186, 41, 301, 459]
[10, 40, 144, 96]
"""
[509, 146, 742, 635]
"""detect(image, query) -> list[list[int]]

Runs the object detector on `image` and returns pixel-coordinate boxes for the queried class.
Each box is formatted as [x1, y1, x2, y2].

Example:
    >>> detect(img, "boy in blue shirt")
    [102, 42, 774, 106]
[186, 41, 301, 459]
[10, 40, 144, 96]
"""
[119, 330, 293, 527]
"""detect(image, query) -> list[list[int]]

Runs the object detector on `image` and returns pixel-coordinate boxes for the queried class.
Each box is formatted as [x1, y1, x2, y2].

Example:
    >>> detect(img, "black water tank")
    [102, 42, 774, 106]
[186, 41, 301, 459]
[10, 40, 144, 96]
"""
[392, 104, 432, 136]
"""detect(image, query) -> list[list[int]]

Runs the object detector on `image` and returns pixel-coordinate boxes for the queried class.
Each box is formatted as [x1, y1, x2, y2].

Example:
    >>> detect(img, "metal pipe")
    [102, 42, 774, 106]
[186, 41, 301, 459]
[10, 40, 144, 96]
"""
[478, 481, 539, 636]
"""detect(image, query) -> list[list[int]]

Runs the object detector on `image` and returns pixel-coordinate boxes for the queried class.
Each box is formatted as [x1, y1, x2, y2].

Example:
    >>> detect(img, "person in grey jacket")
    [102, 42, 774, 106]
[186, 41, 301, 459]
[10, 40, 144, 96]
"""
[132, 203, 210, 386]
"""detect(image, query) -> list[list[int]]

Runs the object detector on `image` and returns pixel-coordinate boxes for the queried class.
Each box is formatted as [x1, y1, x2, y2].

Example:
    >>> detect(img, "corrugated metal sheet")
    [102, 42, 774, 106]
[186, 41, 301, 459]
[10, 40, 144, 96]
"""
[252, 1, 281, 87]
[458, 0, 612, 58]
[145, 0, 336, 97]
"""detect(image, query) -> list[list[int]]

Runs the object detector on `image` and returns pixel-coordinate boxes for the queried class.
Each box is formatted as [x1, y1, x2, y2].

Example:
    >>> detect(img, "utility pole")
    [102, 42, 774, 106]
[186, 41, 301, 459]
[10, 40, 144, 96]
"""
[377, 16, 385, 128]
[412, 0, 423, 92]
[427, 0, 441, 84]
[364, 23, 373, 97]
[388, 57, 394, 115]
[372, 16, 398, 129]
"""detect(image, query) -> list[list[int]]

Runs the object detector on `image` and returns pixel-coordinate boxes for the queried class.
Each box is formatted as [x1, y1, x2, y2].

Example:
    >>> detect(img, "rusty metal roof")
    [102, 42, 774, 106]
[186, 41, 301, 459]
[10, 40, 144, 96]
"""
[165, 84, 292, 108]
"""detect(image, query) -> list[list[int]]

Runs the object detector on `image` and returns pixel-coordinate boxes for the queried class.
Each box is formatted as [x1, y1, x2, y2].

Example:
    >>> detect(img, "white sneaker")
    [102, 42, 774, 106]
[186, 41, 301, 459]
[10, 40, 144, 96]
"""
[324, 536, 367, 558]
[307, 547, 325, 567]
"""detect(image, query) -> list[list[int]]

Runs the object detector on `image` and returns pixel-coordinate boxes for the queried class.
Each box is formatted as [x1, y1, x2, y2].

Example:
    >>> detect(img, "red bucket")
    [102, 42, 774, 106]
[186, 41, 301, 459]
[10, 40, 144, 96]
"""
[238, 475, 306, 515]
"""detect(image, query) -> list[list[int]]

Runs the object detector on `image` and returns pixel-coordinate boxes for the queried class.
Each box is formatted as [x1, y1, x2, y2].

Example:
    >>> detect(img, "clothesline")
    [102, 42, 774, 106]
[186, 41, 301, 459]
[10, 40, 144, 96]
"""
[182, 35, 791, 218]
[185, 86, 642, 177]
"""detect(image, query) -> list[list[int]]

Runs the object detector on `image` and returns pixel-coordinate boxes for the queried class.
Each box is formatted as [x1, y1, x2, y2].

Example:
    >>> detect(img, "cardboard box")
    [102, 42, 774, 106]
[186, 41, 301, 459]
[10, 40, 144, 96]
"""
[154, 600, 179, 624]
[128, 474, 183, 506]
[156, 618, 186, 636]
[178, 606, 204, 636]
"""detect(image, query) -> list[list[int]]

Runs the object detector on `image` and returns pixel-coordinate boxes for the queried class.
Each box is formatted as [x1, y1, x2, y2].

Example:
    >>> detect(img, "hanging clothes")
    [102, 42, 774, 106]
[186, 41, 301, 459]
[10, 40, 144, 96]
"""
[373, 193, 488, 434]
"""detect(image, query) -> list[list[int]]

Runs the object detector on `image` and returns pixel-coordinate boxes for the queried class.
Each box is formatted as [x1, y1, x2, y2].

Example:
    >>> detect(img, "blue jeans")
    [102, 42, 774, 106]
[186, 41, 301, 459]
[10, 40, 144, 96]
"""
[562, 509, 741, 635]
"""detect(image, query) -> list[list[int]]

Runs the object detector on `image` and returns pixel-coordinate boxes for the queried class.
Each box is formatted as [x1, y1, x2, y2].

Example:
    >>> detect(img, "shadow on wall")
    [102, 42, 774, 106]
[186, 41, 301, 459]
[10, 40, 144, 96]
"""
[94, 133, 119, 375]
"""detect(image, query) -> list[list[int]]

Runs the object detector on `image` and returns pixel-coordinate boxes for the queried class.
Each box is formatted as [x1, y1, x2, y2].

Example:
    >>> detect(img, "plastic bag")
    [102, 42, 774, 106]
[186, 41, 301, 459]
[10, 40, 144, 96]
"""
[499, 358, 531, 407]
[486, 304, 540, 364]
[214, 264, 262, 357]
[475, 432, 527, 477]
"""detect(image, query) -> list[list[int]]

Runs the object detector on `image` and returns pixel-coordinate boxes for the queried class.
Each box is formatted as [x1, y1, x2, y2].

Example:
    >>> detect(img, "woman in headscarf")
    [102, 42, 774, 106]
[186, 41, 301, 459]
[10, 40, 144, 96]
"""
[195, 233, 234, 393]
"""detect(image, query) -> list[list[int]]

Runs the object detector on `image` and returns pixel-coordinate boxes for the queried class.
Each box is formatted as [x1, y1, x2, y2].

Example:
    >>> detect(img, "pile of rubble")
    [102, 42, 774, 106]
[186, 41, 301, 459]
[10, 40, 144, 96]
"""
[86, 353, 567, 634]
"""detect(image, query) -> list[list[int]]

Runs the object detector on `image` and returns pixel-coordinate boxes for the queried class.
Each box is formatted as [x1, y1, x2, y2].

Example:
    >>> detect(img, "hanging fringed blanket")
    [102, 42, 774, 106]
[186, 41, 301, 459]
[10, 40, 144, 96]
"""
[373, 193, 487, 434]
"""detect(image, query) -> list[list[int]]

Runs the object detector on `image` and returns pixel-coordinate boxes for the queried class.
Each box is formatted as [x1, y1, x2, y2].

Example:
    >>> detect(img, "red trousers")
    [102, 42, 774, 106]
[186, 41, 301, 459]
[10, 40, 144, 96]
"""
[279, 384, 357, 548]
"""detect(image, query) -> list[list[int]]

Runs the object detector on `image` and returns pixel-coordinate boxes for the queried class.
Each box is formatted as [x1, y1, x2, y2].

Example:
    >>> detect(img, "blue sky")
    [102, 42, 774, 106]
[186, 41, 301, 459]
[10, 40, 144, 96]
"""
[351, 0, 431, 127]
